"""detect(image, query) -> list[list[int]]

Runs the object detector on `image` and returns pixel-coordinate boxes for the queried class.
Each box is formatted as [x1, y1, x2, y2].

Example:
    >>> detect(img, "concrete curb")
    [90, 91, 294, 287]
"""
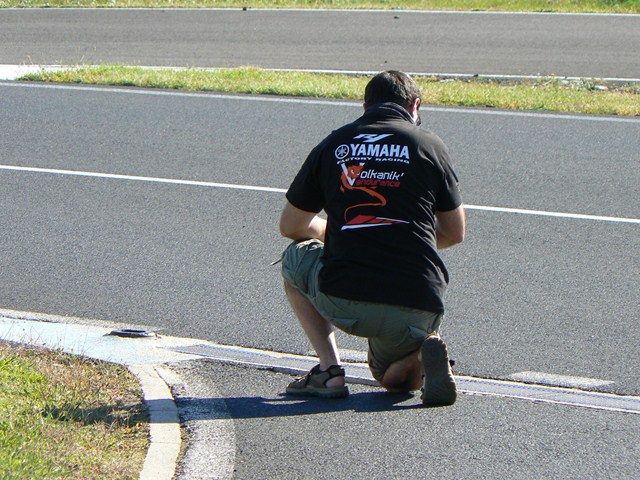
[128, 365, 181, 480]
[0, 313, 192, 479]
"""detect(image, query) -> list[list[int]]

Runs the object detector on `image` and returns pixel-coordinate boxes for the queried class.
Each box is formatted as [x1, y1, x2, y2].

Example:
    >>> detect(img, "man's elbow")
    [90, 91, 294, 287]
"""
[449, 229, 465, 245]
[279, 217, 308, 241]
[438, 230, 465, 249]
[435, 206, 466, 248]
[279, 218, 298, 239]
[279, 202, 326, 242]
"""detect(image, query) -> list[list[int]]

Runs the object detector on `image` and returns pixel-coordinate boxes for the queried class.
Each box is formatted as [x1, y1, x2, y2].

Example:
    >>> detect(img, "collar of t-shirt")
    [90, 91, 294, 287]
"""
[362, 102, 415, 124]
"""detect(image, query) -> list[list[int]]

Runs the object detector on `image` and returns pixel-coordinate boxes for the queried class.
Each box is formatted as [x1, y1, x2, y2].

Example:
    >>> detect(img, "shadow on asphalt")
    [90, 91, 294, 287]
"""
[174, 391, 447, 420]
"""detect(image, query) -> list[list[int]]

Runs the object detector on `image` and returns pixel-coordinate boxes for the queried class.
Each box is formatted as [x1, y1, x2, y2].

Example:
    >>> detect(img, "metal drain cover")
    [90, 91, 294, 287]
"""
[107, 328, 154, 338]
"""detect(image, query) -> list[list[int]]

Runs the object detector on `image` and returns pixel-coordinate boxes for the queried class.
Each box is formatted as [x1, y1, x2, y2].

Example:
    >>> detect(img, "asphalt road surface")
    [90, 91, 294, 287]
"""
[1, 8, 640, 78]
[1, 8, 639, 478]
[1, 83, 638, 397]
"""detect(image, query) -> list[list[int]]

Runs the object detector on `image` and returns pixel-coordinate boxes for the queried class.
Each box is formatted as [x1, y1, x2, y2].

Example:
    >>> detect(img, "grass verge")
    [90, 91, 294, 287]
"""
[0, 341, 149, 479]
[19, 65, 640, 116]
[1, 1, 639, 14]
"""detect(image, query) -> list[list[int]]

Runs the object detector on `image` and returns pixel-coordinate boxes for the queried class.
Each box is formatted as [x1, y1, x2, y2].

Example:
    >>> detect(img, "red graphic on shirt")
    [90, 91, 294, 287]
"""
[339, 163, 406, 229]
[340, 164, 386, 220]
[342, 214, 409, 230]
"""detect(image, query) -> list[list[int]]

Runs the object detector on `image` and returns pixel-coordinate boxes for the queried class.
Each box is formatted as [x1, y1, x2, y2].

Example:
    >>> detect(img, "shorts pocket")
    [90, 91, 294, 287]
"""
[281, 240, 323, 294]
[408, 325, 428, 340]
[332, 317, 359, 335]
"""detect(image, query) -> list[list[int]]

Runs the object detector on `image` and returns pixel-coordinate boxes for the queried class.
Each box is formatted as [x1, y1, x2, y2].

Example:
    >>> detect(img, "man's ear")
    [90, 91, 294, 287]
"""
[409, 98, 421, 122]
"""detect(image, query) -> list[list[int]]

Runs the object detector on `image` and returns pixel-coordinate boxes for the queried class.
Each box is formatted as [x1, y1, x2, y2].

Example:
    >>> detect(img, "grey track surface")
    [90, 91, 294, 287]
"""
[2, 315, 639, 478]
[1, 83, 638, 397]
[169, 361, 640, 479]
[2, 8, 640, 477]
[1, 9, 640, 78]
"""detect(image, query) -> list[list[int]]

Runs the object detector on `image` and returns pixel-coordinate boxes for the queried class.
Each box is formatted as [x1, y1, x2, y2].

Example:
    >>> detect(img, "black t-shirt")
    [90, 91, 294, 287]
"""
[286, 103, 462, 312]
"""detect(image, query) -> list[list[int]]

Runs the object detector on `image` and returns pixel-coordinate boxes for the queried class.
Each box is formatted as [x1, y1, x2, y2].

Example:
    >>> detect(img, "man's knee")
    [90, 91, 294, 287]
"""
[280, 239, 323, 295]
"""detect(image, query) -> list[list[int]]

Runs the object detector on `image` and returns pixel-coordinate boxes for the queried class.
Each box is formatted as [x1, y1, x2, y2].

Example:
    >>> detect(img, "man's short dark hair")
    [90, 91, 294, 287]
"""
[364, 71, 422, 110]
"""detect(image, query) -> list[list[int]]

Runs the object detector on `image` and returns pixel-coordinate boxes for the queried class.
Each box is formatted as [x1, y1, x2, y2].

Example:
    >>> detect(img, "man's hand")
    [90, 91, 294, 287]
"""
[279, 201, 327, 242]
[435, 205, 466, 249]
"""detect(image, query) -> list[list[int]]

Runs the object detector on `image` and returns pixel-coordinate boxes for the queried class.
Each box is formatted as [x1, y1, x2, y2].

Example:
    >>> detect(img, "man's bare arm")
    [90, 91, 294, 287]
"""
[435, 205, 466, 249]
[279, 201, 327, 242]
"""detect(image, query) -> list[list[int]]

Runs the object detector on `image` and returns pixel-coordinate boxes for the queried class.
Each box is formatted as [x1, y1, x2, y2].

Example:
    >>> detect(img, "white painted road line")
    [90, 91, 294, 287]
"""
[463, 204, 640, 224]
[508, 371, 615, 389]
[2, 164, 639, 224]
[2, 81, 640, 124]
[0, 164, 285, 193]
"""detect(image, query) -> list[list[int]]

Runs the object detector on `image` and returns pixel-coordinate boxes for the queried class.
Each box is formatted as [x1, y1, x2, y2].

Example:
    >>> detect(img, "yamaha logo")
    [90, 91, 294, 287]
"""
[335, 144, 350, 160]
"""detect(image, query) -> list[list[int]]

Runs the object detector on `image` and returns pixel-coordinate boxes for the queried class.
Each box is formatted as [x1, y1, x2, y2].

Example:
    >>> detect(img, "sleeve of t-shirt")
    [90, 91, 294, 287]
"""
[434, 142, 463, 212]
[285, 143, 326, 213]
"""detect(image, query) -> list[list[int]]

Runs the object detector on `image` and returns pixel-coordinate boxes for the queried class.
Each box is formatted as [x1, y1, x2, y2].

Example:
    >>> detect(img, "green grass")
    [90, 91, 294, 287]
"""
[20, 65, 640, 116]
[0, 341, 149, 479]
[1, 0, 639, 14]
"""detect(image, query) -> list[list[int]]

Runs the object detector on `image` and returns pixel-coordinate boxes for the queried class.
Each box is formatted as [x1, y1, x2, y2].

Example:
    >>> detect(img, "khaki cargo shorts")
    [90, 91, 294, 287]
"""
[281, 239, 442, 382]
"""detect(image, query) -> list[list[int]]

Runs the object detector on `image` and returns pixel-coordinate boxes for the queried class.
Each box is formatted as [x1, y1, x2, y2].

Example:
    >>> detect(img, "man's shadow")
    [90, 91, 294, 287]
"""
[171, 391, 441, 421]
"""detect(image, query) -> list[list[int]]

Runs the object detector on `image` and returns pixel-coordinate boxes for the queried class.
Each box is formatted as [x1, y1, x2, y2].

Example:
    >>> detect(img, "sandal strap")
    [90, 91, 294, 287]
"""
[305, 364, 346, 387]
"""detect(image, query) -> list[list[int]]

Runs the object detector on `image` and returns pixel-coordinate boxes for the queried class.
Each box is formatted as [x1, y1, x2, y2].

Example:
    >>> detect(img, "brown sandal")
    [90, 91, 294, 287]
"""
[286, 364, 349, 398]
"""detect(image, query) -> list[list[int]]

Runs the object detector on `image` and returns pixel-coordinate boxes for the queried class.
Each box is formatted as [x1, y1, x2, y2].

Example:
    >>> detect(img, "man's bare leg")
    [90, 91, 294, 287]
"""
[284, 281, 345, 388]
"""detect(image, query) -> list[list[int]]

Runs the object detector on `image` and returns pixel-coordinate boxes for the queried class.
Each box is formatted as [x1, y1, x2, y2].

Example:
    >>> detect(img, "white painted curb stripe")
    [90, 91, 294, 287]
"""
[128, 365, 181, 480]
[2, 313, 638, 416]
[509, 371, 614, 389]
[2, 164, 638, 224]
[169, 343, 640, 415]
